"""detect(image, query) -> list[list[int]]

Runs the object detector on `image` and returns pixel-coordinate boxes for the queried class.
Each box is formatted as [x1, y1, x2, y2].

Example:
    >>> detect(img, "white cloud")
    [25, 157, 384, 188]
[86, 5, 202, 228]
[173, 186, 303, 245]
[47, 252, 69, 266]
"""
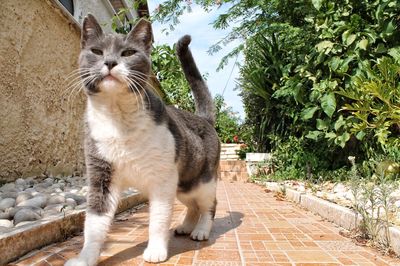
[148, 0, 245, 118]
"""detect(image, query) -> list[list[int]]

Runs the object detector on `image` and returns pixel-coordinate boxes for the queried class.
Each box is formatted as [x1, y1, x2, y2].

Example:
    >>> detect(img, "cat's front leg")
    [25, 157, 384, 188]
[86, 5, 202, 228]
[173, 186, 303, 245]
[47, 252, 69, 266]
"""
[65, 156, 120, 266]
[143, 180, 176, 263]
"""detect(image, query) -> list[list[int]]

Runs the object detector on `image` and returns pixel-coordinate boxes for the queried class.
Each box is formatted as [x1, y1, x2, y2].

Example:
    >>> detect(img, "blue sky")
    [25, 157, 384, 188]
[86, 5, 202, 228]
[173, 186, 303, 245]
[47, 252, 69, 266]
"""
[147, 1, 245, 119]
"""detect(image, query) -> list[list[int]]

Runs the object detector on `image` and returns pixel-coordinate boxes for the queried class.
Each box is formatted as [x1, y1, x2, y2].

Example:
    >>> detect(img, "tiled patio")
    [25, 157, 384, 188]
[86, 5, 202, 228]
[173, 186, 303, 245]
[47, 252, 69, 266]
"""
[10, 181, 400, 265]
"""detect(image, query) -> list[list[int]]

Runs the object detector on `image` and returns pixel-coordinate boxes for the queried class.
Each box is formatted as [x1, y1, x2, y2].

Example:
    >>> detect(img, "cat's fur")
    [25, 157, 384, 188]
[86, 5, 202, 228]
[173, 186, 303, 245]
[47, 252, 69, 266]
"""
[65, 15, 220, 266]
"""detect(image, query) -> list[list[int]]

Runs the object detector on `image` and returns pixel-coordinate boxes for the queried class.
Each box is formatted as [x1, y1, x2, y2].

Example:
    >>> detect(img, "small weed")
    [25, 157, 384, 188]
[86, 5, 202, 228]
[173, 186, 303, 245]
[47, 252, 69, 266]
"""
[349, 156, 399, 252]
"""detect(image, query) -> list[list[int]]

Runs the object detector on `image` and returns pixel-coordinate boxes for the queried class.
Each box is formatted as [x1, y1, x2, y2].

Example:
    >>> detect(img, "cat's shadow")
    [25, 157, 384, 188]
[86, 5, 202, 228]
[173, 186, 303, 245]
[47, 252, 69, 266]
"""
[98, 211, 244, 265]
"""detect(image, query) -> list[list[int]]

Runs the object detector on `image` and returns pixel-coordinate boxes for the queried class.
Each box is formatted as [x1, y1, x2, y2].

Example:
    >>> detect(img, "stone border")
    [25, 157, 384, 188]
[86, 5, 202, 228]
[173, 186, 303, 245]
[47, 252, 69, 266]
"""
[1, 193, 147, 265]
[262, 182, 400, 256]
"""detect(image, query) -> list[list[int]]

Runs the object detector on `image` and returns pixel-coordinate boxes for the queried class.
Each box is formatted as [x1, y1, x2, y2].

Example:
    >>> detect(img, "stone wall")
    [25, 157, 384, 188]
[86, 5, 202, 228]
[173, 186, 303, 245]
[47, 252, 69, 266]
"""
[0, 0, 85, 182]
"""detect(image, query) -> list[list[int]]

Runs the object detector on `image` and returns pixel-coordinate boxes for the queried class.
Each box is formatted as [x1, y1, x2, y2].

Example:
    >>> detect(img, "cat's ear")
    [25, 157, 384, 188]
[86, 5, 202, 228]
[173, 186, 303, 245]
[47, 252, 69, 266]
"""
[81, 14, 103, 48]
[127, 18, 153, 53]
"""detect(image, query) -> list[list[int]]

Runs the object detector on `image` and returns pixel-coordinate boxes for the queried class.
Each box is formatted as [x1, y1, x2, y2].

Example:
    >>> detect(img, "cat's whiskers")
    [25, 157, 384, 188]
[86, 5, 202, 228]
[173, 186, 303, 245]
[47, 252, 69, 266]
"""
[65, 71, 91, 86]
[121, 76, 143, 111]
[66, 73, 93, 99]
[127, 70, 162, 99]
[65, 73, 96, 107]
[62, 69, 91, 99]
[125, 70, 156, 105]
[65, 74, 97, 123]
[125, 69, 151, 77]
[124, 76, 146, 111]
[126, 75, 151, 110]
[66, 67, 92, 75]
[64, 69, 92, 88]
[121, 69, 148, 111]
[63, 77, 87, 99]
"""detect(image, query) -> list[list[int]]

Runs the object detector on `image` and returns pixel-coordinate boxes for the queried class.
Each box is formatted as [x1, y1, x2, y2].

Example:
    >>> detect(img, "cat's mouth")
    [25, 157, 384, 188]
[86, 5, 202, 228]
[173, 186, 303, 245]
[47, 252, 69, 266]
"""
[100, 74, 125, 85]
[103, 74, 118, 82]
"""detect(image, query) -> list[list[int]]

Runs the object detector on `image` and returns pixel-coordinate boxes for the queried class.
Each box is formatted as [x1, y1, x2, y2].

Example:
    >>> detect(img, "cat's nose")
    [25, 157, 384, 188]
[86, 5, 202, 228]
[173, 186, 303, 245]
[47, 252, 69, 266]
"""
[104, 60, 117, 70]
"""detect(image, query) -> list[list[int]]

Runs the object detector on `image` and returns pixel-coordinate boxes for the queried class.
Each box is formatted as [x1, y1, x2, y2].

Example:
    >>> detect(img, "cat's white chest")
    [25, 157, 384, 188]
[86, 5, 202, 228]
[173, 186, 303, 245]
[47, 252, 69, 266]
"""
[86, 100, 177, 190]
[87, 106, 153, 162]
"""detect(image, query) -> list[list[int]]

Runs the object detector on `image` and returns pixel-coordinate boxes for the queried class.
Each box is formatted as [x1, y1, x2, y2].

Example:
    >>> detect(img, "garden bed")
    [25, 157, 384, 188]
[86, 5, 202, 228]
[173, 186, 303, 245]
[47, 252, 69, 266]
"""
[262, 179, 400, 226]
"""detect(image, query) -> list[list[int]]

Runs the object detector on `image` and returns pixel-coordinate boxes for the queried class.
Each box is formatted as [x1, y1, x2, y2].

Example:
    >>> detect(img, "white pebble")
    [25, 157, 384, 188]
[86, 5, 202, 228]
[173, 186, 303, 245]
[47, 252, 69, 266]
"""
[16, 192, 33, 205]
[17, 196, 47, 208]
[14, 208, 41, 225]
[47, 195, 65, 206]
[0, 183, 16, 192]
[0, 219, 13, 228]
[0, 198, 16, 211]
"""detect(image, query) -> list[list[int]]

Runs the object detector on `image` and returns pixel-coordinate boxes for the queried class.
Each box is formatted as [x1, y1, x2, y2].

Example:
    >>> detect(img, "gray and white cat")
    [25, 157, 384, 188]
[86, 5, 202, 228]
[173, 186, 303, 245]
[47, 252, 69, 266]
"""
[65, 15, 220, 265]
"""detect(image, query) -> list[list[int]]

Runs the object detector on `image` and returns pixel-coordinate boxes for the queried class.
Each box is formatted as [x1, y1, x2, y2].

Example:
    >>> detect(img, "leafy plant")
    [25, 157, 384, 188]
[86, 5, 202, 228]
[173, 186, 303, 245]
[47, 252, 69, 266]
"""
[339, 56, 400, 153]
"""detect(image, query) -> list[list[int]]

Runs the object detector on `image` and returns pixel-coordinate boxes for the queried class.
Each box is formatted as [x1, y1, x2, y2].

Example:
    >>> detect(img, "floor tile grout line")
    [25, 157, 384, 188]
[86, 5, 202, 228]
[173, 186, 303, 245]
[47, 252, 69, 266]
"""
[221, 181, 246, 266]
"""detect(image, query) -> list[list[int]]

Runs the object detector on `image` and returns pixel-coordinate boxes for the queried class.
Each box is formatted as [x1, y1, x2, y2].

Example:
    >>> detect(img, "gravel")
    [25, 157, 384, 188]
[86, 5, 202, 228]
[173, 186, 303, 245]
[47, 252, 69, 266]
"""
[0, 175, 88, 232]
[0, 175, 138, 234]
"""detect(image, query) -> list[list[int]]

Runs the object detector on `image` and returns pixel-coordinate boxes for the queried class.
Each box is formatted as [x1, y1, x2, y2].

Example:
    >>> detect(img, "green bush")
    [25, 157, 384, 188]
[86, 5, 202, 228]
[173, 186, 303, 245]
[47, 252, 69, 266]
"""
[238, 0, 400, 177]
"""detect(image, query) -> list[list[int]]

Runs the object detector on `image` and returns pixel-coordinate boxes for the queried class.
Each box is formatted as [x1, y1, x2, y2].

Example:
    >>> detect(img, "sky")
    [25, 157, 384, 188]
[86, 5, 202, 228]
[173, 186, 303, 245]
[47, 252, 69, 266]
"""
[147, 1, 245, 119]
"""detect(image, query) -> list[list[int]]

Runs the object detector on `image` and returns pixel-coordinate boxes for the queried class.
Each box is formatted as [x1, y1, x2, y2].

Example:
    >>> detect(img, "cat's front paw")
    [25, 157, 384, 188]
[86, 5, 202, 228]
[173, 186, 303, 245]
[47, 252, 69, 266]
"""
[190, 228, 210, 241]
[64, 257, 89, 266]
[143, 245, 168, 263]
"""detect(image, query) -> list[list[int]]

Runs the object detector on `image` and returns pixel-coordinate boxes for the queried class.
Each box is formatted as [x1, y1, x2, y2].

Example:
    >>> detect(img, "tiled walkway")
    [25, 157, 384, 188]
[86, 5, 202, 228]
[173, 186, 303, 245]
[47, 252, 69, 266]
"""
[11, 181, 400, 265]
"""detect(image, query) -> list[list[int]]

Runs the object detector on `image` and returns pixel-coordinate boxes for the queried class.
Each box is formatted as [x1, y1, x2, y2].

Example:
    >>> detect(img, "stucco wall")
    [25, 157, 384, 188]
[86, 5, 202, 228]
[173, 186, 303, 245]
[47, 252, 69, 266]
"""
[0, 0, 85, 182]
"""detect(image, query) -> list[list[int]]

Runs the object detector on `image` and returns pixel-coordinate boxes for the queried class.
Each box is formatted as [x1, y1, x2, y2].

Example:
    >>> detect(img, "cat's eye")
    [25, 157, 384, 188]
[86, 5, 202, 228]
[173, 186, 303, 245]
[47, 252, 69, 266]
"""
[91, 48, 103, 56]
[121, 49, 137, 57]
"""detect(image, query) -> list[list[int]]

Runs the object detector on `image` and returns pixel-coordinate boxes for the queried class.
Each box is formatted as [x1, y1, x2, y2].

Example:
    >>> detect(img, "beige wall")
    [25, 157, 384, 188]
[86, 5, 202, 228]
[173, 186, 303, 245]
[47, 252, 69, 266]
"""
[0, 0, 86, 182]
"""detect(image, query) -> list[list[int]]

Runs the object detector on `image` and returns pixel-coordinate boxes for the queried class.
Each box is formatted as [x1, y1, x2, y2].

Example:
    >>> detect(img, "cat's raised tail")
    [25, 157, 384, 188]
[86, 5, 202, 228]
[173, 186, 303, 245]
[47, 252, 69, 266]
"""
[176, 35, 215, 125]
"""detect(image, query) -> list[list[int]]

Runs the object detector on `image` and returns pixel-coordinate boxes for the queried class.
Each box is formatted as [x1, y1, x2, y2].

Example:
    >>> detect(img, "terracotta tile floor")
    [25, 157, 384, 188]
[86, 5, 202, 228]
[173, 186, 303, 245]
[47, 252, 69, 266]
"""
[10, 181, 400, 266]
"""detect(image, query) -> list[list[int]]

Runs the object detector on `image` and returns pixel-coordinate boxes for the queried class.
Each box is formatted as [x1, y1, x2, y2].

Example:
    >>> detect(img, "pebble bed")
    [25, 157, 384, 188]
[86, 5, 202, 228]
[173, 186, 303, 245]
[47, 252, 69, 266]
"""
[0, 176, 137, 233]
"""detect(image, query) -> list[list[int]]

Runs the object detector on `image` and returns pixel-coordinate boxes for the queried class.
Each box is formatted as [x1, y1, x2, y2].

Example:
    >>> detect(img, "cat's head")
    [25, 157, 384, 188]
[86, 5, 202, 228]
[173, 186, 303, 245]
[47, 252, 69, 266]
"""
[79, 14, 152, 95]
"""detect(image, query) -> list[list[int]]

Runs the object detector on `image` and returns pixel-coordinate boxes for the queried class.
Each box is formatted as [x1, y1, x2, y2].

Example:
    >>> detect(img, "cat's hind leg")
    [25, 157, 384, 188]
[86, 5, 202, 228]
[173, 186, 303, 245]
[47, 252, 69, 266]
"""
[65, 159, 120, 266]
[175, 197, 200, 235]
[190, 179, 217, 241]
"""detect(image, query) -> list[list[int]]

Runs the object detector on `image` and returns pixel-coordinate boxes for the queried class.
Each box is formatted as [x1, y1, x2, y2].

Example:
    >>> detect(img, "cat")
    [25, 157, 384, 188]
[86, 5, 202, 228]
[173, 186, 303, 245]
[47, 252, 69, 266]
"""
[65, 14, 220, 266]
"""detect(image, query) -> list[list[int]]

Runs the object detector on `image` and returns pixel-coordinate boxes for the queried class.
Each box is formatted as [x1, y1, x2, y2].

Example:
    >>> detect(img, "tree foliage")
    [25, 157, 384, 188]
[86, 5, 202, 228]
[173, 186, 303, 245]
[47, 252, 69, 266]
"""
[214, 94, 241, 143]
[151, 44, 195, 112]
